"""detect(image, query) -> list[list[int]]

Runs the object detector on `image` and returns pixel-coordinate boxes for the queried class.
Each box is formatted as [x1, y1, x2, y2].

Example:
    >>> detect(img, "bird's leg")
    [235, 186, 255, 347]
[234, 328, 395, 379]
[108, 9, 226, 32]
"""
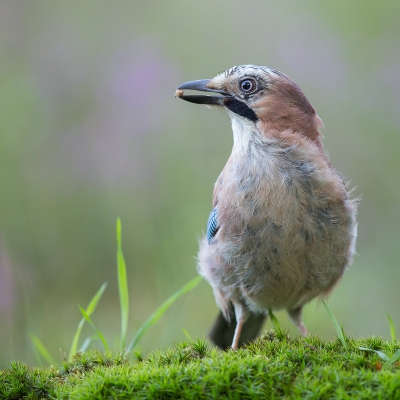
[231, 302, 248, 350]
[231, 319, 244, 350]
[288, 306, 308, 336]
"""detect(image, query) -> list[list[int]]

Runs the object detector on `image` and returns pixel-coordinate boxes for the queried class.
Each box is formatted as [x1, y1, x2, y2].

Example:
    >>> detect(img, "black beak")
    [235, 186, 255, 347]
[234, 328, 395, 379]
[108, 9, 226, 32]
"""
[176, 78, 258, 122]
[176, 79, 231, 105]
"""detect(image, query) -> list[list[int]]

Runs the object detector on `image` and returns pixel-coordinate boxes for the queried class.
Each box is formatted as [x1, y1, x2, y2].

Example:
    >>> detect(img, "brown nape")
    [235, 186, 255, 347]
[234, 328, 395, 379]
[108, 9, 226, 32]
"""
[255, 78, 324, 150]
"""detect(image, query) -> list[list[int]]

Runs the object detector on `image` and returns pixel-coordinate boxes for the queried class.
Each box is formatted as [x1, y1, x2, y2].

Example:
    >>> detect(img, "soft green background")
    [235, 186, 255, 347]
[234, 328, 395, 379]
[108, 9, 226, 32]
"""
[0, 1, 399, 367]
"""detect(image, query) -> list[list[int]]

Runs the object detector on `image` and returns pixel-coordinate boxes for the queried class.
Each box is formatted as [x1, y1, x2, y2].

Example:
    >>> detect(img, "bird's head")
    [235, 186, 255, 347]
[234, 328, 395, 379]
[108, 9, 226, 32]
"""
[176, 65, 323, 147]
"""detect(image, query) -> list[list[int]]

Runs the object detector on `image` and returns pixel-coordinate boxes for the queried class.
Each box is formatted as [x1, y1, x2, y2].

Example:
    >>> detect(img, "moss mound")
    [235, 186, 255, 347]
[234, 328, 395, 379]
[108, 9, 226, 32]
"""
[1, 333, 399, 399]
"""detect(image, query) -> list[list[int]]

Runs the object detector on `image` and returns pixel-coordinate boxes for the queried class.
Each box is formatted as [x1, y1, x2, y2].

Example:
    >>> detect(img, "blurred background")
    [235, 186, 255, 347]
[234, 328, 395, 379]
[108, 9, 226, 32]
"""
[1, 0, 399, 367]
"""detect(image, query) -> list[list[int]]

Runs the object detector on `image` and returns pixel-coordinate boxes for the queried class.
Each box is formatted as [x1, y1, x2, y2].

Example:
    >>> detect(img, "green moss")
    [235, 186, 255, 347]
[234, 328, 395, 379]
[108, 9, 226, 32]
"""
[1, 333, 399, 399]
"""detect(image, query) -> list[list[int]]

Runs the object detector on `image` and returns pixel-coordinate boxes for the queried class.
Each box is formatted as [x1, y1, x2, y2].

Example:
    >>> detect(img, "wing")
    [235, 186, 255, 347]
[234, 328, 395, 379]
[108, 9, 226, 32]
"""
[206, 208, 219, 243]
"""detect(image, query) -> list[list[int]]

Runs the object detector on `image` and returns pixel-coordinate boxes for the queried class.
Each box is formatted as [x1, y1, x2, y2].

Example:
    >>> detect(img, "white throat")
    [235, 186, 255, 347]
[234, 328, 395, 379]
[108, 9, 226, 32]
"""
[229, 113, 258, 155]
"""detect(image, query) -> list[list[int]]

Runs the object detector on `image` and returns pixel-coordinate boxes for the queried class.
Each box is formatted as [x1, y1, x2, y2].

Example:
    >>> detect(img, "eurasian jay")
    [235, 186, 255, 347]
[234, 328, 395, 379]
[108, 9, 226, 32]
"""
[175, 65, 357, 350]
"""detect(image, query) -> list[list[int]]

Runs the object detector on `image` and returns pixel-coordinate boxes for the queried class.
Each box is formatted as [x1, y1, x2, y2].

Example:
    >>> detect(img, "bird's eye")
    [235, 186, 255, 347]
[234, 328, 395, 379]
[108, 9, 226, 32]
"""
[240, 79, 256, 93]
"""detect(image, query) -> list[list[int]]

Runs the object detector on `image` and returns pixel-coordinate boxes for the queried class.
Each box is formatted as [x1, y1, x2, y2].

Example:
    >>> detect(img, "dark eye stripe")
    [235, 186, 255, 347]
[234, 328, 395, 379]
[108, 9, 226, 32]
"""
[224, 98, 258, 122]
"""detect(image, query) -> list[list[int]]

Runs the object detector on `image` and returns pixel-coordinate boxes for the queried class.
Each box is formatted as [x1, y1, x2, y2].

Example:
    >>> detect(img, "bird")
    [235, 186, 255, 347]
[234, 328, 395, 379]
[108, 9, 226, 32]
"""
[175, 65, 358, 350]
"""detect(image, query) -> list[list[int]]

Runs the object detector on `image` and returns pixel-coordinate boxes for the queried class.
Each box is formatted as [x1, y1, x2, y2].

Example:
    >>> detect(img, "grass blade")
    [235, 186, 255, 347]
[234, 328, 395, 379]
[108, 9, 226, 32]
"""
[182, 328, 194, 342]
[323, 301, 348, 350]
[358, 347, 389, 361]
[69, 319, 85, 362]
[126, 275, 202, 352]
[268, 309, 287, 339]
[116, 217, 129, 351]
[86, 282, 108, 315]
[386, 313, 397, 342]
[79, 335, 96, 352]
[382, 349, 400, 369]
[79, 306, 109, 351]
[68, 282, 107, 361]
[268, 309, 281, 331]
[30, 333, 55, 366]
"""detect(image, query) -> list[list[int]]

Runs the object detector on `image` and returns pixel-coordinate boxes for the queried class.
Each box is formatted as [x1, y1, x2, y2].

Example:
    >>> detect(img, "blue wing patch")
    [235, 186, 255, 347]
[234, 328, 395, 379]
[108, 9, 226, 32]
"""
[207, 208, 219, 243]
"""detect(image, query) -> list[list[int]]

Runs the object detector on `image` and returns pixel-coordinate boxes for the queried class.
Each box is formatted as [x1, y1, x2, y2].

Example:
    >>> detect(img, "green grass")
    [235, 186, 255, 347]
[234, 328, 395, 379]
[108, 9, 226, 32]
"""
[68, 283, 108, 362]
[30, 218, 202, 366]
[126, 275, 202, 353]
[2, 333, 399, 399]
[387, 313, 397, 342]
[69, 283, 107, 361]
[116, 218, 129, 351]
[322, 302, 400, 371]
[30, 334, 56, 367]
[323, 301, 348, 350]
